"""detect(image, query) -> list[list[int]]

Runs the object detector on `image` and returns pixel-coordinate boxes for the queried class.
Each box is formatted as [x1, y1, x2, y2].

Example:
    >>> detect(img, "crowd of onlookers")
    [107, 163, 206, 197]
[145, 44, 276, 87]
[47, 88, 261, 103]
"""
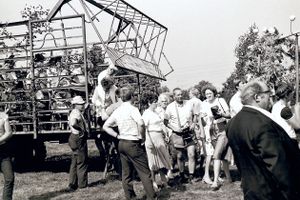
[1, 61, 300, 200]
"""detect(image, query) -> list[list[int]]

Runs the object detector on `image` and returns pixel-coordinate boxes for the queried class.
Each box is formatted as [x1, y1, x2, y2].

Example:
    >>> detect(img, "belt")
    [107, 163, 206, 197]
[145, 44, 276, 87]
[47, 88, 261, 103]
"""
[119, 139, 141, 143]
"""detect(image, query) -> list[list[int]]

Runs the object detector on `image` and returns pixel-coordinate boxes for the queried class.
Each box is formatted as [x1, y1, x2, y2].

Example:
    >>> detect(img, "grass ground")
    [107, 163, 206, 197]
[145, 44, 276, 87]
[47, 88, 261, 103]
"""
[1, 141, 243, 200]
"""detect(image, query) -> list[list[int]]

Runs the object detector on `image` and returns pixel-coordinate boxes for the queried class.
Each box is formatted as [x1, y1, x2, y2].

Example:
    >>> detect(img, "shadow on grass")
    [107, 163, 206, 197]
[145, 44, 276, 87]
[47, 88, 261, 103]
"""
[14, 155, 106, 173]
[28, 188, 71, 200]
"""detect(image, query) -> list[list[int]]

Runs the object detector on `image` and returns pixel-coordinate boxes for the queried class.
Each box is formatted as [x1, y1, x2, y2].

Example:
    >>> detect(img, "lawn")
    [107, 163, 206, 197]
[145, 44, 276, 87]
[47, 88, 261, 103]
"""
[1, 141, 243, 200]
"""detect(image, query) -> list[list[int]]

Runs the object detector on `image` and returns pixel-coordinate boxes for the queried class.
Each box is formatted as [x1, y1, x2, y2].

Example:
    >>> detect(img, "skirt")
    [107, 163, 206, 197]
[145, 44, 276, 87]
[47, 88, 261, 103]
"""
[145, 131, 172, 171]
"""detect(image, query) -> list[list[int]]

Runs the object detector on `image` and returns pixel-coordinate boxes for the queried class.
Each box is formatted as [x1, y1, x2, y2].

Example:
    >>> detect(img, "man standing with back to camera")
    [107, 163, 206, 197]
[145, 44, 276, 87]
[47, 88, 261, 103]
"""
[103, 87, 156, 200]
[226, 80, 300, 200]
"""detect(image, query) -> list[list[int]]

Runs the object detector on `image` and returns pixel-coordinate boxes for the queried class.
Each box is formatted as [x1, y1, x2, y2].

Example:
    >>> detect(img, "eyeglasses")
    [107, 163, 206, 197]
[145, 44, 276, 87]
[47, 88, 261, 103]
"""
[259, 90, 271, 94]
[258, 89, 274, 97]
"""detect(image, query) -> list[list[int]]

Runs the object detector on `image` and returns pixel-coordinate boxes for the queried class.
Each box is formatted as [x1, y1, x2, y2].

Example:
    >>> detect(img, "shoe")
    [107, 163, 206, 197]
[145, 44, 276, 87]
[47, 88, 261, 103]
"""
[218, 177, 224, 183]
[188, 175, 200, 184]
[65, 185, 77, 192]
[202, 177, 213, 185]
[179, 173, 189, 184]
[222, 178, 233, 185]
[153, 182, 159, 192]
[167, 170, 174, 179]
[211, 182, 220, 191]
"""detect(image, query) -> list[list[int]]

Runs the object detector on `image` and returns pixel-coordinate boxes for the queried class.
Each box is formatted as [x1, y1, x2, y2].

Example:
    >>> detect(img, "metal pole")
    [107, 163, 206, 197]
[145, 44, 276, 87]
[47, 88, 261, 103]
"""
[296, 33, 299, 102]
[136, 74, 141, 110]
[81, 15, 91, 135]
[29, 20, 37, 139]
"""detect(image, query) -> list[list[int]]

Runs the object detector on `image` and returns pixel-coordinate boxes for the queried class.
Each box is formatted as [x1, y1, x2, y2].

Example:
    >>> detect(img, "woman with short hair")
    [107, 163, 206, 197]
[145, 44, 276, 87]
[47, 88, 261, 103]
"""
[142, 93, 172, 190]
[201, 85, 232, 190]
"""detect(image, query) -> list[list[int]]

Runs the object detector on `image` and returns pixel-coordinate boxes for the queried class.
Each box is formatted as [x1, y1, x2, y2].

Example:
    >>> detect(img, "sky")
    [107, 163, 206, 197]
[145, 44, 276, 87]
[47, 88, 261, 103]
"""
[0, 0, 300, 91]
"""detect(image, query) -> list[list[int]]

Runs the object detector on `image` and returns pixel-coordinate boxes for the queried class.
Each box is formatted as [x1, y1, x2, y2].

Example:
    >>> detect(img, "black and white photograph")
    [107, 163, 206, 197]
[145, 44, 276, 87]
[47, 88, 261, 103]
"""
[0, 0, 300, 199]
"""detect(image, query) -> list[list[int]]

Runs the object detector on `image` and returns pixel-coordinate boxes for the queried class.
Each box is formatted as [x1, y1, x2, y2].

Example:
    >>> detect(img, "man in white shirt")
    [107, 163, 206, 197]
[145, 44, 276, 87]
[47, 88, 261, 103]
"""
[104, 87, 156, 200]
[164, 88, 196, 183]
[229, 79, 246, 117]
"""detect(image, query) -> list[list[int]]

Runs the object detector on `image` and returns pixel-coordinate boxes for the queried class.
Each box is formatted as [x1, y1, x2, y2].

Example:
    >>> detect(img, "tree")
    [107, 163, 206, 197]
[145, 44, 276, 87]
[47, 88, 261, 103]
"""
[222, 24, 297, 102]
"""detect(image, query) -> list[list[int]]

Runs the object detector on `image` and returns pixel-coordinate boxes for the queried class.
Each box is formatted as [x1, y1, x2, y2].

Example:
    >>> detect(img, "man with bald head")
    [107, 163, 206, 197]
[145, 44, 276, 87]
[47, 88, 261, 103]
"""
[226, 80, 300, 200]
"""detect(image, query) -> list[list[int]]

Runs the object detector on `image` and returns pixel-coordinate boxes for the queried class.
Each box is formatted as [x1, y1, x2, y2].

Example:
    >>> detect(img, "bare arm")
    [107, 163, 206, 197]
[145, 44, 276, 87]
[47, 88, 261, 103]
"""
[137, 119, 145, 142]
[103, 116, 118, 138]
[164, 119, 181, 133]
[70, 118, 84, 132]
[0, 119, 13, 145]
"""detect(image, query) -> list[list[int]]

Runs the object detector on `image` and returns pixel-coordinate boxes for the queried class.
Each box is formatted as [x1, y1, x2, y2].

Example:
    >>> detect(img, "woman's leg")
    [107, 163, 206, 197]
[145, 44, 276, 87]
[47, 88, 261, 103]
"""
[202, 155, 213, 184]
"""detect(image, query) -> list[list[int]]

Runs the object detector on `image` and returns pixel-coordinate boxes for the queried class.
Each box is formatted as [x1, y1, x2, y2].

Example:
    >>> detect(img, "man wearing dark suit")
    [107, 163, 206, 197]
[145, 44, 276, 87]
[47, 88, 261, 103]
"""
[226, 80, 300, 200]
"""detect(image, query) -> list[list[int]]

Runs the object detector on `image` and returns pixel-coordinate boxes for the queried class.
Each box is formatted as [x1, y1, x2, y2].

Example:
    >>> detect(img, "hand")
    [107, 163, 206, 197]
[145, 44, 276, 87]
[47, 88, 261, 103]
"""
[190, 123, 196, 131]
[206, 137, 211, 143]
[216, 110, 223, 117]
[165, 136, 170, 143]
[173, 127, 182, 133]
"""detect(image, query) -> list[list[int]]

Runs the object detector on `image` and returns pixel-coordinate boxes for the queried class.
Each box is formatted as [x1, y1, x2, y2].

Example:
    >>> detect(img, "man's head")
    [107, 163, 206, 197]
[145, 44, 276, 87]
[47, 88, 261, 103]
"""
[71, 96, 85, 111]
[234, 79, 247, 91]
[107, 65, 118, 76]
[275, 82, 293, 100]
[101, 77, 114, 91]
[120, 86, 134, 102]
[173, 88, 183, 104]
[189, 87, 199, 99]
[158, 93, 170, 109]
[240, 80, 272, 110]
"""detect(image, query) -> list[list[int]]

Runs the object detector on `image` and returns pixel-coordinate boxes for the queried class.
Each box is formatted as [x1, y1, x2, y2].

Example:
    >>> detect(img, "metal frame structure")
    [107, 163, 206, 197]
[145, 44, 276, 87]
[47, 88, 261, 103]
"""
[0, 0, 173, 140]
[0, 14, 89, 138]
[47, 0, 172, 80]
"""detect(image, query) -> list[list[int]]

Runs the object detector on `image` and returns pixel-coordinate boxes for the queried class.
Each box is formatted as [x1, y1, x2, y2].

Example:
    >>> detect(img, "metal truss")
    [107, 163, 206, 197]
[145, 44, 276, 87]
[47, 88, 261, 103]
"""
[47, 0, 171, 80]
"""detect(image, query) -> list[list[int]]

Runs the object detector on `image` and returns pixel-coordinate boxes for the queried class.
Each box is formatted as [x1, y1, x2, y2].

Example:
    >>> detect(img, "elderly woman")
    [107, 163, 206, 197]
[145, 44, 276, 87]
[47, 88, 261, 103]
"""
[155, 93, 175, 178]
[142, 93, 172, 190]
[201, 85, 232, 190]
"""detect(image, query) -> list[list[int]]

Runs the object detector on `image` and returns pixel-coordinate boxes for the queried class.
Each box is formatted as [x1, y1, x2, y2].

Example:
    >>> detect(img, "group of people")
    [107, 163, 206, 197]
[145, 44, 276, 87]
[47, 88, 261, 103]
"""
[1, 63, 300, 200]
[66, 69, 300, 200]
[65, 64, 238, 199]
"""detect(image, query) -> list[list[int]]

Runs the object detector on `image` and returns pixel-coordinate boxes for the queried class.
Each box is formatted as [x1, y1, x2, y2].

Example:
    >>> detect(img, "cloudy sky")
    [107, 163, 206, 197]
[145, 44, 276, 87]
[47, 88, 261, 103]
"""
[1, 0, 300, 90]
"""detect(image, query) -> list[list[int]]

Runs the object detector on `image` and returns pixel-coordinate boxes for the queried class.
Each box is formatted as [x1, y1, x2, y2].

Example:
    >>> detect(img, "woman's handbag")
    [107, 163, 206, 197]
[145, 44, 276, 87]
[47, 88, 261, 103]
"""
[172, 132, 185, 148]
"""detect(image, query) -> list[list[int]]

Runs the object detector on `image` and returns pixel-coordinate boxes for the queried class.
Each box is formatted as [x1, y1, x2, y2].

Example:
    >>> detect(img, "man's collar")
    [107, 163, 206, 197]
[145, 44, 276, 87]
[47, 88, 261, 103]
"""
[244, 105, 271, 117]
[175, 101, 184, 107]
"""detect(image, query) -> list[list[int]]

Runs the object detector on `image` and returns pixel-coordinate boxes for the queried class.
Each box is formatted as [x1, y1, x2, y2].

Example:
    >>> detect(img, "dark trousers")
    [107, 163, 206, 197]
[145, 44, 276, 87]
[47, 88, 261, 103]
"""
[68, 133, 88, 188]
[0, 152, 14, 200]
[118, 140, 156, 200]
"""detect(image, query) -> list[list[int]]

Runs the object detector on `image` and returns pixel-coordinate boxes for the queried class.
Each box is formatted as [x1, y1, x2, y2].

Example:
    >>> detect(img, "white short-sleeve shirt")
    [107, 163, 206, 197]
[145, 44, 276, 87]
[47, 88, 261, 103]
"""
[165, 100, 192, 130]
[104, 102, 142, 140]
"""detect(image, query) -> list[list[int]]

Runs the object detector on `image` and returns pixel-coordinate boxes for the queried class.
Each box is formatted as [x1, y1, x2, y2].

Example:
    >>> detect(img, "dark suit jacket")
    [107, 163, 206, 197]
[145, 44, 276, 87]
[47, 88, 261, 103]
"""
[226, 106, 300, 200]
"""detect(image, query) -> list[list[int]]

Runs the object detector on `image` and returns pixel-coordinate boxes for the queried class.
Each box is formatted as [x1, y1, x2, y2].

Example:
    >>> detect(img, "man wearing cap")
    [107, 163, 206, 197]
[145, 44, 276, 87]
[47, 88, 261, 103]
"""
[103, 87, 157, 200]
[68, 96, 88, 191]
[0, 109, 14, 200]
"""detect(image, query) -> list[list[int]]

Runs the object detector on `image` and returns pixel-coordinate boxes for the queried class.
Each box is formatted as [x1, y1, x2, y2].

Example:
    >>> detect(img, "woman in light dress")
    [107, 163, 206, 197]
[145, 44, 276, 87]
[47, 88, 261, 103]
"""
[142, 93, 172, 190]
